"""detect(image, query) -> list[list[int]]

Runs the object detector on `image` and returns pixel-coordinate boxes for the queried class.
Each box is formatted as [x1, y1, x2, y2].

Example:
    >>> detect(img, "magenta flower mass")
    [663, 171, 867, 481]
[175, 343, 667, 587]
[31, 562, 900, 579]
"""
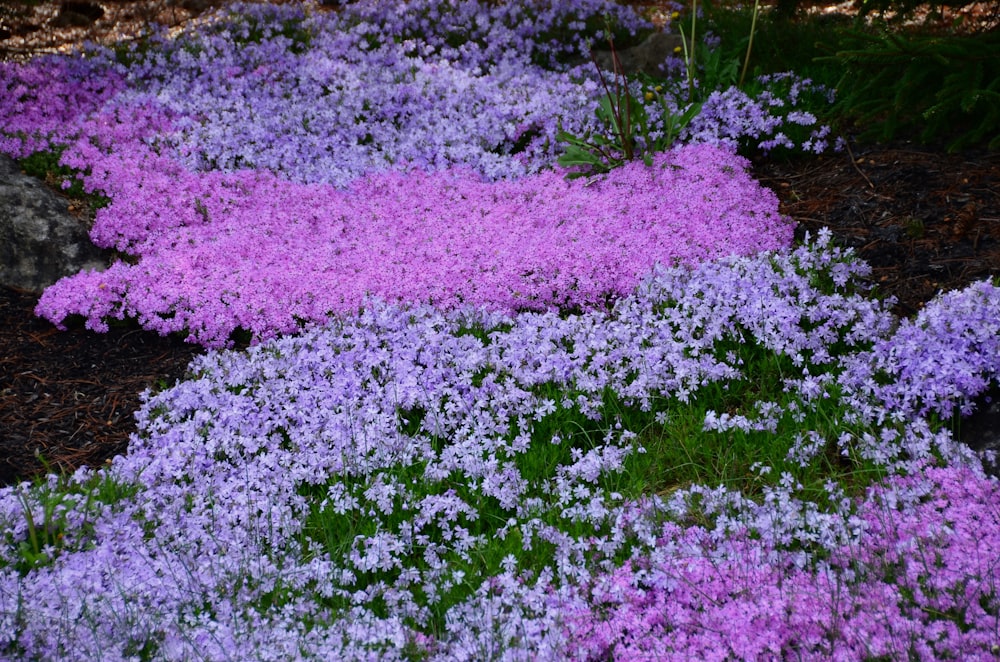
[1, 0, 998, 659]
[36, 144, 791, 347]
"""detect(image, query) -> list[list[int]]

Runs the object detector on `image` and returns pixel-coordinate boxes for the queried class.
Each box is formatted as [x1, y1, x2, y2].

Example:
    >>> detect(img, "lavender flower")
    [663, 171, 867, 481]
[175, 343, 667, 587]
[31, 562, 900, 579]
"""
[1, 2, 998, 657]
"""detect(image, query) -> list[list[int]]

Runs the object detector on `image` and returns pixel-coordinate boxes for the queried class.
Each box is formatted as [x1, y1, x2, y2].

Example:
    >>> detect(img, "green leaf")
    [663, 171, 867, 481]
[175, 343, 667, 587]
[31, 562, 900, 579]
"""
[557, 145, 606, 169]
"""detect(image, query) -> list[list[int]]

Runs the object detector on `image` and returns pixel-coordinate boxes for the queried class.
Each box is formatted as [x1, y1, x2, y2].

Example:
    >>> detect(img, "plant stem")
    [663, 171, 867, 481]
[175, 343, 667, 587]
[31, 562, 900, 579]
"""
[610, 39, 634, 160]
[689, 0, 698, 100]
[739, 0, 762, 88]
[679, 0, 698, 102]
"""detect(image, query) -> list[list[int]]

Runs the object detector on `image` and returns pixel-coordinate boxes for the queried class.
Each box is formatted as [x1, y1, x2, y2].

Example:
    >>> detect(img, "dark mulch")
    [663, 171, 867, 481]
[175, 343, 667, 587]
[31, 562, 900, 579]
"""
[753, 142, 1000, 319]
[2, 139, 998, 487]
[0, 292, 199, 486]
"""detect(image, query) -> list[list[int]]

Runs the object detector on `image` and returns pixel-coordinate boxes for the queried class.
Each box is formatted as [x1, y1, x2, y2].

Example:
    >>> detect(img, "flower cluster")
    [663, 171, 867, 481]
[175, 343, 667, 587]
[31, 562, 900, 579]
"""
[115, 26, 602, 185]
[36, 144, 791, 347]
[843, 279, 1000, 420]
[0, 55, 124, 158]
[2, 0, 646, 186]
[331, 0, 651, 69]
[559, 464, 1000, 660]
[1, 0, 836, 193]
[681, 73, 838, 154]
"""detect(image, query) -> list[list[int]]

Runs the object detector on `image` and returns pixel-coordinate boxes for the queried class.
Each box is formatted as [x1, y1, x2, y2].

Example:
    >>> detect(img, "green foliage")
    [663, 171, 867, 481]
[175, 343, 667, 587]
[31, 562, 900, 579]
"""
[702, 0, 999, 151]
[19, 148, 78, 191]
[556, 34, 703, 180]
[829, 29, 1000, 151]
[556, 77, 702, 179]
[18, 146, 111, 214]
[700, 0, 848, 87]
[556, 1, 772, 180]
[692, 35, 742, 94]
[557, 46, 641, 177]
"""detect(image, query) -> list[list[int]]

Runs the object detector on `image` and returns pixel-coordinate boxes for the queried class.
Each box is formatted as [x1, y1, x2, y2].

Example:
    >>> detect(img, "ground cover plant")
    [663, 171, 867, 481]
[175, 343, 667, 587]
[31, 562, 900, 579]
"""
[2, 0, 835, 348]
[33, 145, 792, 347]
[1, 0, 999, 659]
[3, 232, 1000, 659]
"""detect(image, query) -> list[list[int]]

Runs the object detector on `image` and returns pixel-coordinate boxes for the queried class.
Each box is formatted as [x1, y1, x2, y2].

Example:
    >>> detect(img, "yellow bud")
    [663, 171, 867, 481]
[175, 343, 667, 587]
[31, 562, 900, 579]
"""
[673, 46, 682, 54]
[671, 11, 680, 20]
[655, 85, 663, 92]
[644, 91, 654, 101]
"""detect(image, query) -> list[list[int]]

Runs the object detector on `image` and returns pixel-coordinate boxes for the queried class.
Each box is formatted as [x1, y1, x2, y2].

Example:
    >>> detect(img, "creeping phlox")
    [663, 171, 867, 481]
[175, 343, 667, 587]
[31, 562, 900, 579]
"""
[35, 144, 791, 347]
[0, 56, 126, 159]
[1, 0, 833, 188]
[2, 0, 838, 352]
[1, 1, 998, 659]
[0, 0, 648, 186]
[3, 234, 999, 660]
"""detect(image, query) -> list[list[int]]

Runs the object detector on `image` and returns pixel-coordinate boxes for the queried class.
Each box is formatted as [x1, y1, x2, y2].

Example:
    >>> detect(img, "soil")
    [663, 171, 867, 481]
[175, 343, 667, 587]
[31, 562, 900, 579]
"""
[2, 2, 999, 487]
[0, 294, 199, 485]
[754, 144, 1000, 320]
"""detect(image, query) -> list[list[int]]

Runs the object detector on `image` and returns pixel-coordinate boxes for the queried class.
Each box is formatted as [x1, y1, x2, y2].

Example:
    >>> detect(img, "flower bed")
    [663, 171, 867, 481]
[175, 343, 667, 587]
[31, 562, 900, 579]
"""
[3, 234, 1000, 659]
[1, 1, 998, 659]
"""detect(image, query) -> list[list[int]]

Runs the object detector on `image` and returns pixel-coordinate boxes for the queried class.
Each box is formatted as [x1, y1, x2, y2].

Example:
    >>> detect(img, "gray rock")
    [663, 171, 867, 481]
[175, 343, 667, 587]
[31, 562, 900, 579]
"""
[592, 31, 684, 79]
[0, 154, 109, 294]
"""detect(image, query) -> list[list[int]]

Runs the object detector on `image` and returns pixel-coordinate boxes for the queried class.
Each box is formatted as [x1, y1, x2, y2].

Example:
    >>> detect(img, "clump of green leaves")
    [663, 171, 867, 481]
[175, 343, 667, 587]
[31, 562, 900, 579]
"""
[19, 147, 83, 196]
[556, 1, 771, 180]
[829, 29, 1000, 151]
[557, 41, 699, 179]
